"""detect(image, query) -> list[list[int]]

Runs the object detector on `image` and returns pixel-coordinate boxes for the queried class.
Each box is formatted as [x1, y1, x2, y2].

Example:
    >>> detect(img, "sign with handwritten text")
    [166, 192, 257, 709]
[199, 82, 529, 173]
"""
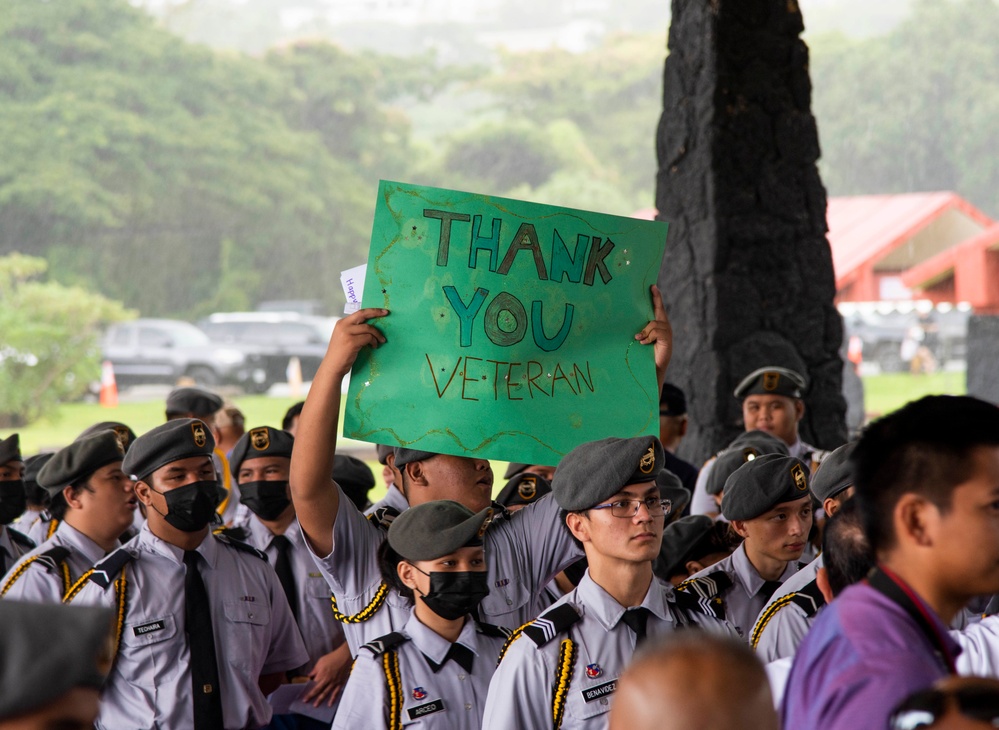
[343, 181, 668, 466]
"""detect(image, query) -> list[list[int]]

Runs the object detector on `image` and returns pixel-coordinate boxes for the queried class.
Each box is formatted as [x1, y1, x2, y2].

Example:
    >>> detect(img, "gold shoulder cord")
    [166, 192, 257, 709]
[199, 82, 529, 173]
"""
[552, 638, 575, 729]
[331, 582, 389, 623]
[750, 594, 797, 649]
[111, 567, 128, 659]
[496, 620, 533, 666]
[46, 519, 59, 540]
[382, 650, 403, 730]
[0, 555, 42, 596]
[60, 561, 71, 596]
[63, 569, 95, 603]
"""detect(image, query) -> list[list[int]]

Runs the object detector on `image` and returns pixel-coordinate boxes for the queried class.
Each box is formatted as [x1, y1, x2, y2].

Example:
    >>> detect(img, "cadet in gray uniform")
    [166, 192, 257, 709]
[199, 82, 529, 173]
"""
[680, 454, 812, 639]
[230, 425, 351, 716]
[0, 435, 35, 576]
[14, 452, 51, 531]
[750, 441, 857, 660]
[701, 431, 790, 517]
[0, 600, 114, 727]
[67, 418, 308, 730]
[1, 430, 135, 602]
[654, 514, 737, 586]
[290, 296, 673, 653]
[690, 366, 821, 516]
[367, 444, 409, 516]
[483, 437, 730, 730]
[335, 500, 508, 730]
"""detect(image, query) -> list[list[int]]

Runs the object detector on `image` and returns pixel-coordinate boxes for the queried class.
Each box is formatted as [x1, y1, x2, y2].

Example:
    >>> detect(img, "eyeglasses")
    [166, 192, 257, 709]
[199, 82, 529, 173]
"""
[590, 497, 672, 518]
[890, 686, 999, 729]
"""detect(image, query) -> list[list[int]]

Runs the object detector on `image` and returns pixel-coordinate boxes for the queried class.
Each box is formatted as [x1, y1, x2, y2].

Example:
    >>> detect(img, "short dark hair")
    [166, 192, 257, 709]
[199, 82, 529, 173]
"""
[376, 539, 414, 603]
[853, 395, 999, 554]
[282, 402, 305, 431]
[44, 481, 88, 522]
[821, 498, 874, 596]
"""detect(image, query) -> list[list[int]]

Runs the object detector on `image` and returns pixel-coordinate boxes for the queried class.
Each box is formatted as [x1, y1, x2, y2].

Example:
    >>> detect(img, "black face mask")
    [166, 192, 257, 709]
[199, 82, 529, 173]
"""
[150, 480, 219, 532]
[0, 480, 26, 525]
[239, 480, 292, 521]
[413, 567, 490, 621]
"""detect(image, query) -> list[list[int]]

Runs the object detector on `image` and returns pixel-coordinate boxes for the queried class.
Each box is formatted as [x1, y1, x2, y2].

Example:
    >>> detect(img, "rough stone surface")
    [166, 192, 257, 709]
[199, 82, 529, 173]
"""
[656, 0, 847, 463]
[967, 316, 999, 405]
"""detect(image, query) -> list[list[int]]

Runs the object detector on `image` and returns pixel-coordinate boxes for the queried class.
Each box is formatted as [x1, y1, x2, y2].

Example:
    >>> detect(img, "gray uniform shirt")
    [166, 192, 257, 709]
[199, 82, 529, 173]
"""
[244, 514, 346, 670]
[483, 572, 732, 730]
[71, 525, 309, 730]
[1, 522, 114, 602]
[751, 555, 824, 661]
[365, 483, 409, 516]
[0, 525, 33, 576]
[334, 612, 506, 730]
[683, 542, 800, 639]
[689, 439, 816, 517]
[305, 486, 583, 656]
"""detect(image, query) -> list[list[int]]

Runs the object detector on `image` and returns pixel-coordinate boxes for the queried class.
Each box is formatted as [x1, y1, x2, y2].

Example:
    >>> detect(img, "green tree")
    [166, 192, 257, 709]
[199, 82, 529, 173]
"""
[0, 254, 133, 426]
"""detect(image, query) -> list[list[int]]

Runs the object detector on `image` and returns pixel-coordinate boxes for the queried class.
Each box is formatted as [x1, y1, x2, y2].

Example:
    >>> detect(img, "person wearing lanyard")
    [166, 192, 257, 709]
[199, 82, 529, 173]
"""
[781, 395, 999, 730]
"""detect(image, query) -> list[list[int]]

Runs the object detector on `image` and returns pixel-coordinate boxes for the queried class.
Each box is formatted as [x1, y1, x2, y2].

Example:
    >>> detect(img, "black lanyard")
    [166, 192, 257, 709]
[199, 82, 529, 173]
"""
[867, 565, 957, 675]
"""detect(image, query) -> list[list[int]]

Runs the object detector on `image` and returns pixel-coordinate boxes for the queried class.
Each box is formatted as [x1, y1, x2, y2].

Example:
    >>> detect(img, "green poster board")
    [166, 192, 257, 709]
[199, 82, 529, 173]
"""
[343, 181, 668, 466]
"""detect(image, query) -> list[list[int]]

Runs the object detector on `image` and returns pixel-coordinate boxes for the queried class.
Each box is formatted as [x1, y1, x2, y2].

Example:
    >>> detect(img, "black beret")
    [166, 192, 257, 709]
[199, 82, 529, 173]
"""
[0, 434, 21, 465]
[123, 418, 216, 481]
[229, 427, 294, 477]
[37, 431, 126, 496]
[553, 437, 665, 511]
[387, 500, 493, 561]
[333, 455, 376, 509]
[657, 468, 690, 516]
[657, 515, 715, 579]
[376, 444, 394, 465]
[23, 453, 55, 487]
[0, 600, 114, 717]
[659, 384, 688, 416]
[721, 454, 812, 521]
[394, 448, 437, 468]
[810, 441, 858, 503]
[496, 473, 552, 509]
[165, 386, 223, 417]
[77, 421, 138, 453]
[733, 366, 807, 400]
[503, 462, 530, 479]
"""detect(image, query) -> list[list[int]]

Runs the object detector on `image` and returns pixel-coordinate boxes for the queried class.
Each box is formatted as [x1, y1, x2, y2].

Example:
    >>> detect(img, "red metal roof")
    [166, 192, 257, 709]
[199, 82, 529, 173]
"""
[827, 192, 993, 288]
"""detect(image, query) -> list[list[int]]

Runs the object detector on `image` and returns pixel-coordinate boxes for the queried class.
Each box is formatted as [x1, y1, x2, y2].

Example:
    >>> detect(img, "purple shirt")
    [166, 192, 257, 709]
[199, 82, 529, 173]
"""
[781, 581, 961, 730]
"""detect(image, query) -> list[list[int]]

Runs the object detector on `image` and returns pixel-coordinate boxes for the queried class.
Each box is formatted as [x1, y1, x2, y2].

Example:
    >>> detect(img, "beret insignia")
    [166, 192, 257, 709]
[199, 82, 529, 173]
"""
[191, 422, 207, 448]
[742, 447, 759, 462]
[791, 463, 808, 491]
[517, 476, 538, 501]
[113, 427, 131, 450]
[763, 372, 780, 391]
[477, 509, 494, 538]
[250, 427, 270, 452]
[639, 445, 656, 474]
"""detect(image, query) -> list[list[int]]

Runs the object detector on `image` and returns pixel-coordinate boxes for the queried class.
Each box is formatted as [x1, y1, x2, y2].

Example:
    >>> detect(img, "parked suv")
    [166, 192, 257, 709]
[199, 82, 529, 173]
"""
[197, 312, 337, 389]
[102, 319, 268, 389]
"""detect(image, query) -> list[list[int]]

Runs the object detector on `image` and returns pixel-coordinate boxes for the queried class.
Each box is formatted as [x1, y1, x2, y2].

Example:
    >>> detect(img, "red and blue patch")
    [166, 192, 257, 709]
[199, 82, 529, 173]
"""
[585, 663, 602, 679]
[412, 687, 427, 700]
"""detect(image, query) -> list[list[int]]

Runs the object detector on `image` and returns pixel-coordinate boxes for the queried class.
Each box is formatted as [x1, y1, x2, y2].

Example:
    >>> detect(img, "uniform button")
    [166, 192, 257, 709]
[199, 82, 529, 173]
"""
[600, 699, 608, 706]
[465, 703, 472, 711]
[248, 613, 254, 619]
[458, 674, 466, 680]
[506, 599, 512, 606]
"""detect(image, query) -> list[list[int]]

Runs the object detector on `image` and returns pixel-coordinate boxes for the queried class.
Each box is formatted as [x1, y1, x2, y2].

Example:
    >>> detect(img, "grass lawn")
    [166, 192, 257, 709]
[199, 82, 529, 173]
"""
[860, 370, 966, 419]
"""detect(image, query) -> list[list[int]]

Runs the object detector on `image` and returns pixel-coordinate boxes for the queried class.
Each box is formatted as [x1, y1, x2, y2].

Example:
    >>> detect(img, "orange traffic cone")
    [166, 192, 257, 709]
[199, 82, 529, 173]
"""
[100, 360, 119, 408]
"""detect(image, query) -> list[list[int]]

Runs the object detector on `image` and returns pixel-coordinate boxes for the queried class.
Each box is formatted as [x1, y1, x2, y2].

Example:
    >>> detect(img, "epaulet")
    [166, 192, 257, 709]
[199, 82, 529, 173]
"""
[677, 571, 733, 600]
[367, 506, 401, 531]
[88, 549, 135, 590]
[360, 631, 409, 657]
[788, 578, 826, 618]
[488, 501, 512, 524]
[213, 525, 248, 542]
[522, 603, 582, 647]
[214, 533, 267, 560]
[476, 621, 513, 639]
[8, 528, 35, 550]
[34, 545, 71, 573]
[670, 583, 726, 621]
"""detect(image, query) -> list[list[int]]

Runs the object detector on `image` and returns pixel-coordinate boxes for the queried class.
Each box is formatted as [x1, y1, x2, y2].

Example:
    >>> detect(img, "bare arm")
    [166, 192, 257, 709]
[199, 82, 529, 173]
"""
[289, 307, 388, 556]
[635, 284, 673, 394]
